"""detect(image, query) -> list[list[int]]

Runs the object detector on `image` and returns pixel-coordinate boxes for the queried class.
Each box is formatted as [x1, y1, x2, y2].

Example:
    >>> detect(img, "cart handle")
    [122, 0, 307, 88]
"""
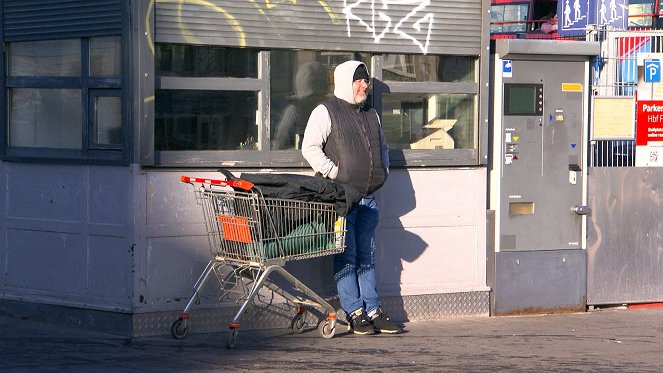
[180, 176, 255, 191]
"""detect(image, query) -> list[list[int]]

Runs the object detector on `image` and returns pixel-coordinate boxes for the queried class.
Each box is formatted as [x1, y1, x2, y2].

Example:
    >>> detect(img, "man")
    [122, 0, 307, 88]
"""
[302, 60, 402, 335]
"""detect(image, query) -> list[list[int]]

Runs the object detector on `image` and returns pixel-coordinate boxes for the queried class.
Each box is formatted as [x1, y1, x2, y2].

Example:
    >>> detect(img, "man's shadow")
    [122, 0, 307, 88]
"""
[374, 153, 427, 323]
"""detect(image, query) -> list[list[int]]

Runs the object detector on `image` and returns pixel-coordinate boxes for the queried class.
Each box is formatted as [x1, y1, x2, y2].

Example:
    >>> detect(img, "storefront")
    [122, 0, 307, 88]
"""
[0, 0, 490, 336]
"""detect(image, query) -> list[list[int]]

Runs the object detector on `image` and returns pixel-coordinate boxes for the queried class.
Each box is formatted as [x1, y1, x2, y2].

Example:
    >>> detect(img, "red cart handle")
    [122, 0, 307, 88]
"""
[180, 176, 255, 191]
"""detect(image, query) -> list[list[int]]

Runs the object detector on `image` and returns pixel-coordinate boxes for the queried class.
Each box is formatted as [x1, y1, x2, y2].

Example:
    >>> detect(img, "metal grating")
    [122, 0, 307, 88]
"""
[590, 140, 635, 167]
[133, 291, 490, 337]
[2, 0, 123, 41]
[591, 31, 663, 168]
[154, 0, 483, 55]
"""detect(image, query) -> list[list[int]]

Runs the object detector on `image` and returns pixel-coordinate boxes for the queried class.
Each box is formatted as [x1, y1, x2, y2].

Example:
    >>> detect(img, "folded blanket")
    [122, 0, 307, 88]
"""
[249, 222, 333, 259]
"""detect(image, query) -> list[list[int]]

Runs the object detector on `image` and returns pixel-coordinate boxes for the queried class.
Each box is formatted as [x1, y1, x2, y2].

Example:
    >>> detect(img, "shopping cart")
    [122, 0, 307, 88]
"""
[171, 175, 346, 348]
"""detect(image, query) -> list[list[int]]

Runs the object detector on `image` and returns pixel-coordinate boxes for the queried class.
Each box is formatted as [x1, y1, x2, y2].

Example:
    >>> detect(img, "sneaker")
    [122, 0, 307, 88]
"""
[349, 309, 376, 335]
[370, 309, 402, 334]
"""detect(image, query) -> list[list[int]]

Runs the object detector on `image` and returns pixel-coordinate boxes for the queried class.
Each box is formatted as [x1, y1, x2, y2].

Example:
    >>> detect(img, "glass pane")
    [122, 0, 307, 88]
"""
[382, 54, 475, 82]
[9, 39, 81, 76]
[155, 90, 259, 150]
[490, 4, 529, 33]
[381, 93, 475, 150]
[90, 37, 122, 77]
[9, 89, 82, 149]
[270, 50, 370, 150]
[628, 3, 654, 28]
[93, 96, 122, 145]
[156, 44, 258, 78]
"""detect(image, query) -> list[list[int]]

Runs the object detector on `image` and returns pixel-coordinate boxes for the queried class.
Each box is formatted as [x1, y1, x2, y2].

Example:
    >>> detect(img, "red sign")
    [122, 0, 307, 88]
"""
[636, 100, 663, 146]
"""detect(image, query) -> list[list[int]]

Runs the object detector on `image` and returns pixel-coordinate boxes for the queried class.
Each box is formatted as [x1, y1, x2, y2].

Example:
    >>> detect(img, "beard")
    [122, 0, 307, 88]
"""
[354, 92, 368, 105]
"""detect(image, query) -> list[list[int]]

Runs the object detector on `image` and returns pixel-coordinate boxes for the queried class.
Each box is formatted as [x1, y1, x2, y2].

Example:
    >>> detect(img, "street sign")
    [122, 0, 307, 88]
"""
[558, 0, 590, 37]
[645, 59, 661, 83]
[593, 0, 628, 30]
[503, 60, 512, 78]
[636, 100, 663, 167]
[558, 0, 628, 37]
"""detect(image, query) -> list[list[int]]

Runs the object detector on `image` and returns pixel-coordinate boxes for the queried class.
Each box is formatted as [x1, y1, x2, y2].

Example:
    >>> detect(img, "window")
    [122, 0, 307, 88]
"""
[270, 50, 370, 150]
[153, 46, 479, 167]
[628, 0, 655, 28]
[490, 4, 529, 33]
[156, 90, 258, 151]
[155, 45, 262, 159]
[381, 93, 475, 151]
[5, 36, 124, 162]
[376, 54, 478, 165]
[382, 55, 475, 83]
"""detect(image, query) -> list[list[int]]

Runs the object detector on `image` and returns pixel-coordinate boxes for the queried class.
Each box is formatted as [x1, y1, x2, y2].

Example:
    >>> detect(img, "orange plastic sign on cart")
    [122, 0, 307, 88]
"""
[218, 215, 252, 243]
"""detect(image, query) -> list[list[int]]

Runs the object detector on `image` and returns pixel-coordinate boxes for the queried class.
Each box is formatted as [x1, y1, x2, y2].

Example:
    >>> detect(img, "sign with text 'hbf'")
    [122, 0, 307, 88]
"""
[636, 100, 663, 166]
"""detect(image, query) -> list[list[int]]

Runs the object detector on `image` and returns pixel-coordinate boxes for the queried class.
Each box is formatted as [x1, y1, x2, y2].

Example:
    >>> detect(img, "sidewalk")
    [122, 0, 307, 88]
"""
[2, 307, 663, 372]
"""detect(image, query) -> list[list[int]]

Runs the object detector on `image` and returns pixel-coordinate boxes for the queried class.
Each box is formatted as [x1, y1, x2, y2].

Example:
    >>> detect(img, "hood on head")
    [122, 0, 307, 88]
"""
[333, 60, 368, 104]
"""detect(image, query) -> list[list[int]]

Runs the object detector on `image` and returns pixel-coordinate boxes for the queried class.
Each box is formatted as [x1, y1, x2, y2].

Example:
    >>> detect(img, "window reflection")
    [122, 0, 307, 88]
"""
[156, 44, 258, 78]
[381, 93, 475, 150]
[155, 90, 258, 150]
[9, 39, 81, 77]
[90, 37, 122, 77]
[490, 4, 529, 33]
[9, 88, 82, 149]
[270, 50, 370, 150]
[93, 96, 122, 146]
[628, 1, 654, 28]
[382, 54, 475, 82]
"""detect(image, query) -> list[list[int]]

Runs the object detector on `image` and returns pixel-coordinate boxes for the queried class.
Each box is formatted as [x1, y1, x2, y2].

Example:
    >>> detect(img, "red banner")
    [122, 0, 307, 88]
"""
[636, 100, 663, 146]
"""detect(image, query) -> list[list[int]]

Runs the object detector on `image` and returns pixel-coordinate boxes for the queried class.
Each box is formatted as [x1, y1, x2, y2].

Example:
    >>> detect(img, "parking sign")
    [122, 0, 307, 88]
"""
[645, 59, 661, 83]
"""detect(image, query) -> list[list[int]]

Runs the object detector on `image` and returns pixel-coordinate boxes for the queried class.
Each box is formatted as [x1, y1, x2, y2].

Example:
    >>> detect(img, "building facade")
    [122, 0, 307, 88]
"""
[0, 0, 491, 336]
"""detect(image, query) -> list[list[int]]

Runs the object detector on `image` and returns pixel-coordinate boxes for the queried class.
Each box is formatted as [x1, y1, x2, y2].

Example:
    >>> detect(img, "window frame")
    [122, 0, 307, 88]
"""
[490, 3, 531, 34]
[154, 50, 278, 167]
[372, 55, 480, 167]
[88, 89, 123, 150]
[152, 49, 481, 168]
[2, 36, 129, 165]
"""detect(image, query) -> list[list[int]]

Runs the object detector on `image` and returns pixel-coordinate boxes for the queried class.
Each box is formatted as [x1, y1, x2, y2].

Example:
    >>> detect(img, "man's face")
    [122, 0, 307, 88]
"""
[353, 78, 370, 105]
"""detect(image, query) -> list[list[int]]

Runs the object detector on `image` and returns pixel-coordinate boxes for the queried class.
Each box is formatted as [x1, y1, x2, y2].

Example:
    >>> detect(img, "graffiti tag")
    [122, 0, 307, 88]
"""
[343, 0, 434, 54]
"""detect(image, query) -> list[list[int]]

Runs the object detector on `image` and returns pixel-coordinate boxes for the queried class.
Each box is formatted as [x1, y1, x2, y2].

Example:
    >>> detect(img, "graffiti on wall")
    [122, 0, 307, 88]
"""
[343, 0, 434, 54]
[151, 0, 435, 54]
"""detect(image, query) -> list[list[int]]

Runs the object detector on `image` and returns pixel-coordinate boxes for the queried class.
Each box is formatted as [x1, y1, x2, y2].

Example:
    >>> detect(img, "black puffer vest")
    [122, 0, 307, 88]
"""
[322, 97, 387, 196]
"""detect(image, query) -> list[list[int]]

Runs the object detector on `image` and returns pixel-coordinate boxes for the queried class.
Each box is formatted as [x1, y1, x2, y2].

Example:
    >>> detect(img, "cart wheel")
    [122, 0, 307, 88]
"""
[318, 319, 335, 339]
[291, 311, 307, 334]
[171, 318, 188, 340]
[226, 327, 238, 349]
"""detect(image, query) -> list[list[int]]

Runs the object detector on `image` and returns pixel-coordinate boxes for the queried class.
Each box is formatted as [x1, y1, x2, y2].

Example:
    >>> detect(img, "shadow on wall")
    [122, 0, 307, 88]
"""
[376, 156, 428, 322]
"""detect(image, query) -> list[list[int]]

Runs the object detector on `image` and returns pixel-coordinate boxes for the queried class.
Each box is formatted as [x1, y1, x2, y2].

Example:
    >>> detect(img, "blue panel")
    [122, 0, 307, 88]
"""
[558, 0, 628, 37]
[591, 0, 628, 30]
[558, 0, 591, 37]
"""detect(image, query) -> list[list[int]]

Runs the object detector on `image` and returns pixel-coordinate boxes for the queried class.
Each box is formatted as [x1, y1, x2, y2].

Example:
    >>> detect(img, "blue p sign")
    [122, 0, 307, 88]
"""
[645, 59, 661, 83]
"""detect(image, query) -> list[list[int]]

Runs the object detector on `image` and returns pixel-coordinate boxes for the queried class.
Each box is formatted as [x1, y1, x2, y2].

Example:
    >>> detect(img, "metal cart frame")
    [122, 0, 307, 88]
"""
[171, 176, 346, 348]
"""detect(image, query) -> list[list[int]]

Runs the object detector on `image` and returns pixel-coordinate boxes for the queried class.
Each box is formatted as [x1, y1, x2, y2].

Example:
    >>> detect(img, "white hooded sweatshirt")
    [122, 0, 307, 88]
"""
[301, 60, 389, 182]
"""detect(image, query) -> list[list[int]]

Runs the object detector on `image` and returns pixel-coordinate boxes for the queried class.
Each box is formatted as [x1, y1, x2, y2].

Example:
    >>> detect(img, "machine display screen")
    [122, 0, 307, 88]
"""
[504, 83, 543, 116]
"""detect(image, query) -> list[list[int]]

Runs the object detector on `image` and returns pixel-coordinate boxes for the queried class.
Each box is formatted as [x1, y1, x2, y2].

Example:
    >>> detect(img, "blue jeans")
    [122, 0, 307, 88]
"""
[334, 195, 380, 317]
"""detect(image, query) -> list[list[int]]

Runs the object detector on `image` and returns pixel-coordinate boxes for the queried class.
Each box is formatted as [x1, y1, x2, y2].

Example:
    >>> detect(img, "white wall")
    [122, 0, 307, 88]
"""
[376, 168, 488, 296]
[137, 167, 488, 311]
[0, 164, 487, 314]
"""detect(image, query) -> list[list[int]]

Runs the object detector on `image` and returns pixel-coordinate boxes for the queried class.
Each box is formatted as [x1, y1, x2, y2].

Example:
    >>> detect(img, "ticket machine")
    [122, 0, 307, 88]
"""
[489, 39, 600, 315]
